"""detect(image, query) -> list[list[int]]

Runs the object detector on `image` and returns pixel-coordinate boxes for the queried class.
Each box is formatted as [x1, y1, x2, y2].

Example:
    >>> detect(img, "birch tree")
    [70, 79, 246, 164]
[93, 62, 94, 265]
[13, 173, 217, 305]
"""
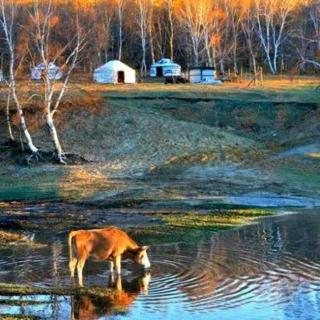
[0, 0, 39, 154]
[135, 0, 149, 76]
[239, 0, 258, 82]
[254, 0, 299, 74]
[115, 0, 125, 60]
[147, 0, 155, 64]
[165, 0, 175, 60]
[28, 0, 86, 163]
[297, 0, 320, 68]
[224, 0, 242, 73]
[177, 0, 204, 65]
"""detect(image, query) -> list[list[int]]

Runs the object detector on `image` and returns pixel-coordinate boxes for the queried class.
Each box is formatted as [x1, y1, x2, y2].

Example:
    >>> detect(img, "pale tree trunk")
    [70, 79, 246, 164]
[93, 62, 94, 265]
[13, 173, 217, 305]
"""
[219, 59, 225, 74]
[46, 112, 63, 158]
[0, 0, 38, 154]
[136, 0, 148, 77]
[193, 42, 200, 66]
[225, 0, 240, 73]
[166, 0, 174, 60]
[298, 2, 320, 70]
[204, 30, 212, 66]
[118, 9, 123, 60]
[6, 86, 14, 142]
[30, 1, 85, 163]
[141, 37, 147, 76]
[116, 0, 125, 60]
[154, 15, 165, 58]
[254, 0, 293, 74]
[241, 7, 258, 85]
[148, 0, 155, 64]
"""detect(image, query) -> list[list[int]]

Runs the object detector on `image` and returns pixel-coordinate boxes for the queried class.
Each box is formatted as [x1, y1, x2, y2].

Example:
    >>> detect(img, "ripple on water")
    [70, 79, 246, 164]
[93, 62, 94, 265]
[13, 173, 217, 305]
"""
[1, 211, 320, 319]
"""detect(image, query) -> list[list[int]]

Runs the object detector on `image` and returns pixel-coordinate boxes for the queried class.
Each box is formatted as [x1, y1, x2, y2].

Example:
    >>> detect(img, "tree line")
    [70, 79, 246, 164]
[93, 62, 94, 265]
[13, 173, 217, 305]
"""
[1, 0, 319, 77]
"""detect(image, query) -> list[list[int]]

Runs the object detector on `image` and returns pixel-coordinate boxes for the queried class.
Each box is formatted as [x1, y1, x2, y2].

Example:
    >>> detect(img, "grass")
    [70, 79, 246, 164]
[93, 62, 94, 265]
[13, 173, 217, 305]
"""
[0, 316, 39, 320]
[130, 209, 273, 244]
[0, 230, 46, 248]
[0, 282, 112, 297]
[0, 77, 319, 203]
[307, 153, 320, 159]
[276, 159, 320, 196]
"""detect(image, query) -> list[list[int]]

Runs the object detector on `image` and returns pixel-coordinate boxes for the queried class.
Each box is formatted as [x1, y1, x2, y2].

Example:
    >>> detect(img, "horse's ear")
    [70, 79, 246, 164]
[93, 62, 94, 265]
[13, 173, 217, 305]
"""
[141, 246, 150, 251]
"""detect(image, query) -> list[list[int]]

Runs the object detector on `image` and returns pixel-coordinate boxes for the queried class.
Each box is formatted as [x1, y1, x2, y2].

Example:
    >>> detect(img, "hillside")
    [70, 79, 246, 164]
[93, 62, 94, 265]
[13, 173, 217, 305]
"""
[0, 80, 319, 203]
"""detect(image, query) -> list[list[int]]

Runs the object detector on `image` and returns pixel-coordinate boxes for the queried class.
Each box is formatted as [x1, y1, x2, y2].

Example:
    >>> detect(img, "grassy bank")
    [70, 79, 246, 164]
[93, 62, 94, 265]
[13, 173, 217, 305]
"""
[130, 208, 274, 244]
[0, 79, 319, 202]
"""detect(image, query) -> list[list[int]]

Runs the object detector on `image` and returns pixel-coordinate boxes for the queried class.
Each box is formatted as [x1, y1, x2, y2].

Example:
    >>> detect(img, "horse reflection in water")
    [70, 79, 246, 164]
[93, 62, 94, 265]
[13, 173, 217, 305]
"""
[71, 272, 151, 320]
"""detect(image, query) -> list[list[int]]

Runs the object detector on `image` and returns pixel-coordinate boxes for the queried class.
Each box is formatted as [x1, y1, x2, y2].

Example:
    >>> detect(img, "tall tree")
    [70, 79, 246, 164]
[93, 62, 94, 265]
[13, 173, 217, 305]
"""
[115, 0, 125, 60]
[239, 0, 258, 82]
[0, 0, 39, 154]
[28, 0, 86, 163]
[135, 0, 149, 76]
[254, 0, 299, 74]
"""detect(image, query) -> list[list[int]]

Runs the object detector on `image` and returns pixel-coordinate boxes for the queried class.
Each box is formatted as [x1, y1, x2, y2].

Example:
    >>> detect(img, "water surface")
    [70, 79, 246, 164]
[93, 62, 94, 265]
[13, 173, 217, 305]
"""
[1, 210, 320, 319]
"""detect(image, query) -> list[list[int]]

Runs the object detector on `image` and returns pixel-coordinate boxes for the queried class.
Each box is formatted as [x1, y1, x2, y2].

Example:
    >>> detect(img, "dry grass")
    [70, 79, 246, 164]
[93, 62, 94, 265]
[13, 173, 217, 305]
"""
[307, 153, 320, 159]
[57, 166, 123, 200]
[0, 230, 46, 248]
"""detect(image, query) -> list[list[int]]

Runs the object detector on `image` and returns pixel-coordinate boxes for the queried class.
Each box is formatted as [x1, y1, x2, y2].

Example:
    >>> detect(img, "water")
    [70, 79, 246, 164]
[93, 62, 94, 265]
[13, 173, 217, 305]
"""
[1, 210, 320, 319]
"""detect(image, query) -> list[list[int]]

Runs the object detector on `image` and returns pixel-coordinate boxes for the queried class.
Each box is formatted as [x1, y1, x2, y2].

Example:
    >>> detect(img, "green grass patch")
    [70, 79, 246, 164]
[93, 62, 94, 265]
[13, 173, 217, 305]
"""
[276, 159, 320, 195]
[0, 283, 112, 297]
[0, 316, 40, 320]
[130, 209, 273, 245]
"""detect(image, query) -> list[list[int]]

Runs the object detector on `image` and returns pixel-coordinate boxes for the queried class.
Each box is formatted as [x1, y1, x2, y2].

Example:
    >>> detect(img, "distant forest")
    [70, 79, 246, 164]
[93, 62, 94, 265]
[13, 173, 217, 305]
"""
[0, 0, 319, 76]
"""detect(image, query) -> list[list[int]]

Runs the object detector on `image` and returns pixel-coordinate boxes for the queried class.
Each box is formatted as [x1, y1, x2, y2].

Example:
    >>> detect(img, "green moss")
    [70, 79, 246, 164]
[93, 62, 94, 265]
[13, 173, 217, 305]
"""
[130, 209, 273, 244]
[0, 299, 44, 307]
[0, 283, 112, 298]
[0, 316, 40, 320]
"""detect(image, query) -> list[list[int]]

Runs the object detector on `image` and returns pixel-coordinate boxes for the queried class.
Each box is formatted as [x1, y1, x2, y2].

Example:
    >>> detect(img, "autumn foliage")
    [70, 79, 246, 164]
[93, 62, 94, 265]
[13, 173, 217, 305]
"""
[1, 0, 319, 74]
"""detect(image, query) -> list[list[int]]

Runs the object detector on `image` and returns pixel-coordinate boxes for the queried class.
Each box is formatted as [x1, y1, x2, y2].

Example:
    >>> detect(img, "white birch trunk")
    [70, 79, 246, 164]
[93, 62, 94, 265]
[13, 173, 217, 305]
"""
[46, 112, 64, 162]
[6, 86, 14, 142]
[0, 0, 38, 154]
[167, 0, 174, 61]
[117, 0, 124, 60]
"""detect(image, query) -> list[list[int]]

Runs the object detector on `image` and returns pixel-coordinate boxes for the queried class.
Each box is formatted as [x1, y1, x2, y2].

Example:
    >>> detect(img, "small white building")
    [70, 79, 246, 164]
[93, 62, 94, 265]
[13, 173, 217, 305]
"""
[150, 58, 181, 77]
[93, 60, 136, 84]
[31, 63, 63, 80]
[189, 67, 219, 84]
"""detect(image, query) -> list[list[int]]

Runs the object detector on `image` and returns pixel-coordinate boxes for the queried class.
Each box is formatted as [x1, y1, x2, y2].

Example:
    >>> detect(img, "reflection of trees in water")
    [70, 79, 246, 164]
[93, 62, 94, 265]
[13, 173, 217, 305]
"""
[51, 241, 63, 319]
[151, 213, 320, 307]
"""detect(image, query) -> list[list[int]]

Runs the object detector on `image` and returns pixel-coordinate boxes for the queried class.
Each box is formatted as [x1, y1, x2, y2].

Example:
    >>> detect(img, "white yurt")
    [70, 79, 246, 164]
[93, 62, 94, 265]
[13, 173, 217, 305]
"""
[93, 60, 136, 84]
[189, 67, 218, 84]
[31, 63, 63, 80]
[150, 58, 181, 77]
